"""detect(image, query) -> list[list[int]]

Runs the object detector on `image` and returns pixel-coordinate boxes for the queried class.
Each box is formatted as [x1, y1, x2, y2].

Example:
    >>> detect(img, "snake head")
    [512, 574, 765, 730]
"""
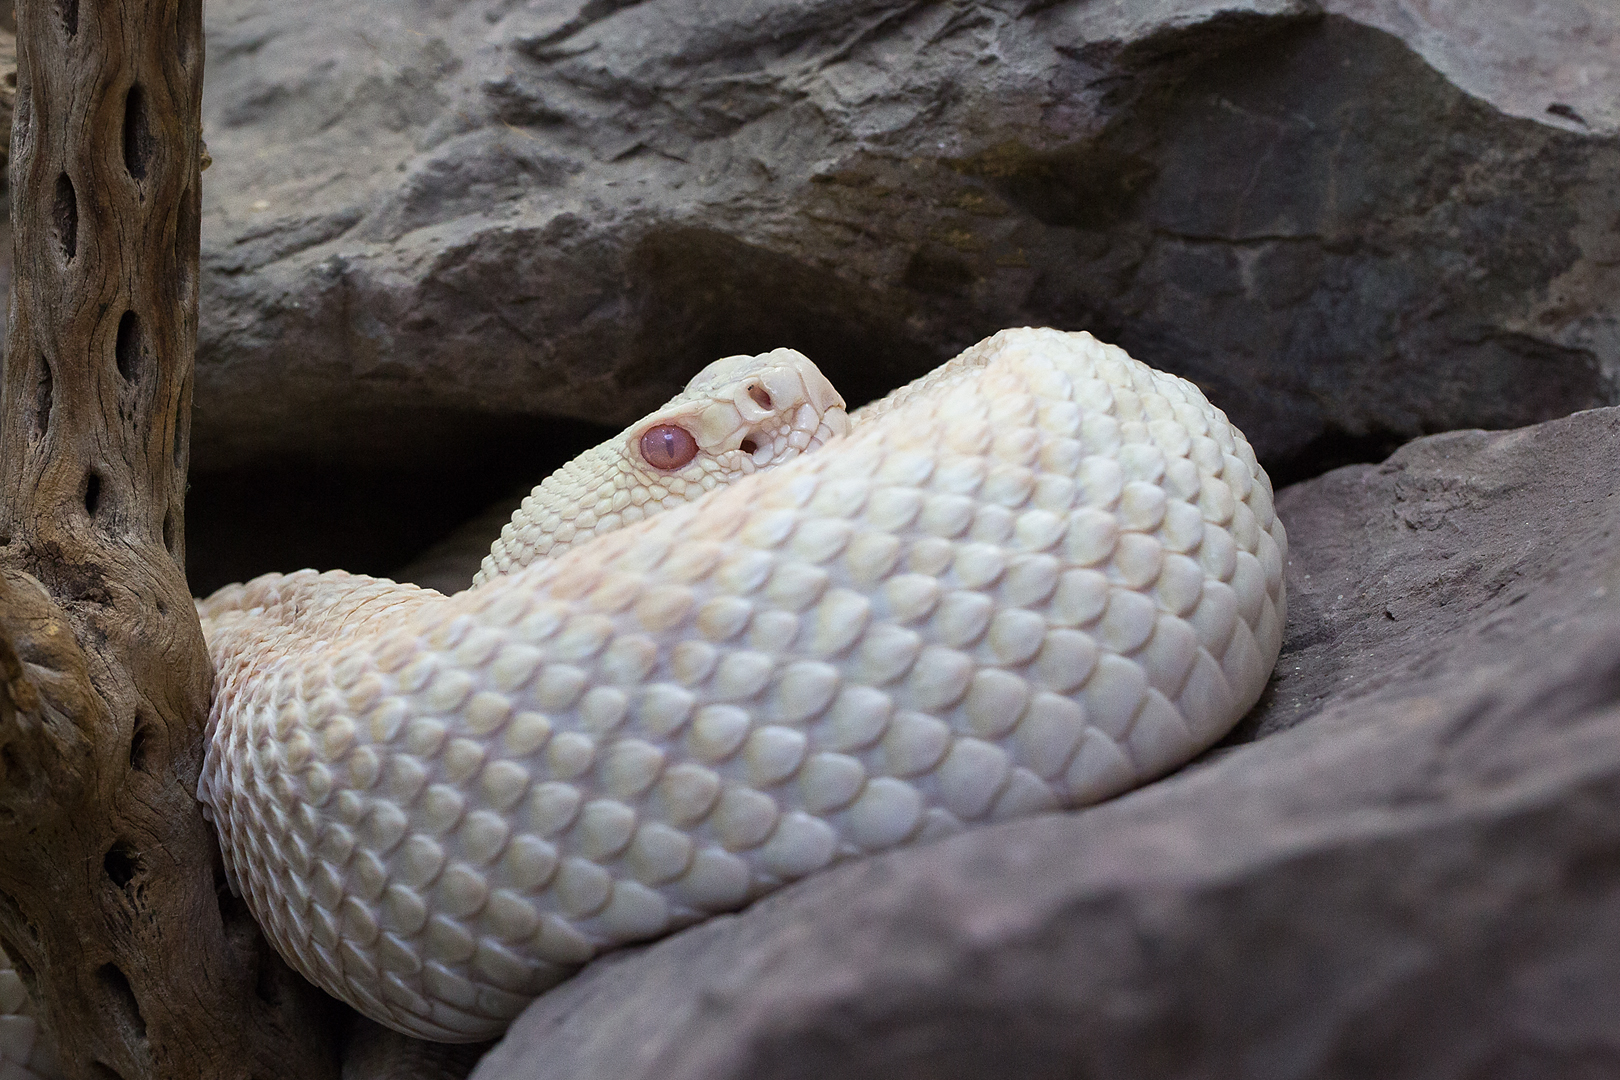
[474, 349, 850, 582]
[626, 348, 850, 492]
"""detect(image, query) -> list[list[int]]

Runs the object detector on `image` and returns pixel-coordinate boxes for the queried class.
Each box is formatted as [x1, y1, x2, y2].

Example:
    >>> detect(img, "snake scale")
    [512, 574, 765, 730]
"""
[0, 327, 1285, 1065]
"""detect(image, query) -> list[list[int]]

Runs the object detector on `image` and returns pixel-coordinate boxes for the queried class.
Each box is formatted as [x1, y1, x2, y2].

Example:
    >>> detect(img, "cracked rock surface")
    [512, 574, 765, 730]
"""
[197, 0, 1619, 501]
[471, 405, 1620, 1080]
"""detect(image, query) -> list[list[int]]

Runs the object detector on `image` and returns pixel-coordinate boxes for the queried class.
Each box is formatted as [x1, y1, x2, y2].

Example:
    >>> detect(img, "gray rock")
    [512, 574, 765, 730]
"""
[470, 406, 1620, 1080]
[1323, 0, 1620, 136]
[196, 0, 1620, 496]
[1236, 404, 1620, 739]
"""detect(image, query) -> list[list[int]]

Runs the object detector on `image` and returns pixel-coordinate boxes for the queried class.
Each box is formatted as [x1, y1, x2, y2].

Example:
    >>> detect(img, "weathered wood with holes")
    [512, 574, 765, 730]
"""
[0, 1, 342, 1077]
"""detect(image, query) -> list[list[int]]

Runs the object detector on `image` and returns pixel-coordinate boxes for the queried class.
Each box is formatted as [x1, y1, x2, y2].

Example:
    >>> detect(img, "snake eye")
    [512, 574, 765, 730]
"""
[748, 384, 773, 410]
[640, 424, 698, 470]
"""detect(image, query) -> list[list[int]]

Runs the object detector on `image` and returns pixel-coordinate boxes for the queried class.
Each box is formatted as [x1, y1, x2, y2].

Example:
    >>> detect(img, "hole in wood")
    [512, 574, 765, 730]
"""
[89, 1064, 126, 1080]
[84, 472, 102, 518]
[129, 719, 152, 771]
[52, 173, 77, 260]
[31, 360, 52, 441]
[103, 842, 140, 890]
[211, 853, 233, 924]
[162, 508, 179, 558]
[115, 311, 141, 383]
[213, 867, 238, 936]
[97, 963, 146, 1042]
[56, 0, 77, 38]
[122, 84, 152, 182]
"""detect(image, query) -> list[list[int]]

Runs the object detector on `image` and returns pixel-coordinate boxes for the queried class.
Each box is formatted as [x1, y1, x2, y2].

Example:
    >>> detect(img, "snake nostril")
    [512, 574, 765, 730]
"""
[748, 385, 772, 410]
[739, 437, 759, 455]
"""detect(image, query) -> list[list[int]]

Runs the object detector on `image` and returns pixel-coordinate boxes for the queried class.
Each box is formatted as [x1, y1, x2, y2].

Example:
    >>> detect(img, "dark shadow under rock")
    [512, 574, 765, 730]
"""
[389, 488, 527, 597]
[184, 412, 612, 595]
[471, 406, 1620, 1080]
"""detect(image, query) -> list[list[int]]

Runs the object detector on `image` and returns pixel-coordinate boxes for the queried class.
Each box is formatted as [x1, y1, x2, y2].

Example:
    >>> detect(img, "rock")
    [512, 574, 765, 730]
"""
[189, 0, 1620, 591]
[1323, 0, 1620, 135]
[470, 406, 1620, 1079]
[1236, 403, 1620, 740]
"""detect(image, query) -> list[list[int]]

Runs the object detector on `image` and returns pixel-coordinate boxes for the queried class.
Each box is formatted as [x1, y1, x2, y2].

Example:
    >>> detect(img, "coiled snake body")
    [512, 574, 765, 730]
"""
[1, 328, 1287, 1058]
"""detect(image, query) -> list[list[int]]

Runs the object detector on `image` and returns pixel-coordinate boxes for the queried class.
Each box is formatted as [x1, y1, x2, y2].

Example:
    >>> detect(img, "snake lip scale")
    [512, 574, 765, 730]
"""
[156, 328, 1285, 1045]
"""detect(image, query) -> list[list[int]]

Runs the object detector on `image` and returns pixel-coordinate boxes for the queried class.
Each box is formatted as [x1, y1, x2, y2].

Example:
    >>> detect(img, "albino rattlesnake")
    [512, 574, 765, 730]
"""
[0, 327, 1285, 1063]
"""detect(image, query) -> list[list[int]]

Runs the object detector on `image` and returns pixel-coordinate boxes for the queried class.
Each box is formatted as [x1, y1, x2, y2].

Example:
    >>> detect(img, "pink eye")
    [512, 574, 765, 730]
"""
[640, 424, 698, 470]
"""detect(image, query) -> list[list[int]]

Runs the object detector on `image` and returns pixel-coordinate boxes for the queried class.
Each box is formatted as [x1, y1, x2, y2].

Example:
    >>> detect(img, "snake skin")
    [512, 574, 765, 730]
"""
[189, 327, 1287, 1043]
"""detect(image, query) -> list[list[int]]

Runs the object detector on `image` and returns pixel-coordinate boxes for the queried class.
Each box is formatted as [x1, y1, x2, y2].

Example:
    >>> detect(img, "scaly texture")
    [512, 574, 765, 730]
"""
[196, 328, 1286, 1042]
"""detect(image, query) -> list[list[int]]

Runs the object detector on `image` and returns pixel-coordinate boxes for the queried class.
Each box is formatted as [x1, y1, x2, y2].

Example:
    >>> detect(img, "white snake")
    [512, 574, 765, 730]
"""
[0, 328, 1285, 1063]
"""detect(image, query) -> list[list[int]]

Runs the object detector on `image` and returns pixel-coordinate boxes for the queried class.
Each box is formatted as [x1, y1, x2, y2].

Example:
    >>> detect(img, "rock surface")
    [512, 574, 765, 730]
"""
[1323, 0, 1620, 136]
[467, 403, 1620, 1080]
[188, 0, 1620, 591]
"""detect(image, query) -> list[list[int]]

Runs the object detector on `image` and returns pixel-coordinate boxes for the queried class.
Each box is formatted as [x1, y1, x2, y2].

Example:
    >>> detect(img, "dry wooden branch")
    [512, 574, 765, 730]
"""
[0, 1, 342, 1076]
